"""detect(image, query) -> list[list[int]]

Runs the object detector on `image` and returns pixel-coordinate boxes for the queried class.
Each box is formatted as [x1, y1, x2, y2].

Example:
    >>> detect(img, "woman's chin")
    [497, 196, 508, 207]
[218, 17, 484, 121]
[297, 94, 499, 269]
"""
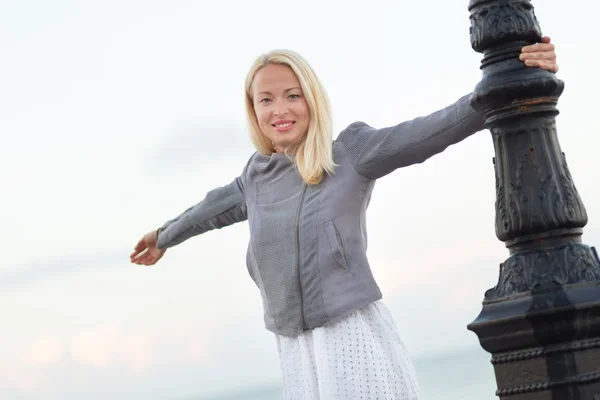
[273, 138, 298, 151]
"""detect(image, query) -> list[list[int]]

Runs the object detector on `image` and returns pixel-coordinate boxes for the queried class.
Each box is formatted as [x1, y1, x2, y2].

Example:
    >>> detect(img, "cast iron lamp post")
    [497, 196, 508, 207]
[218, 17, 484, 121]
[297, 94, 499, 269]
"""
[466, 1, 600, 398]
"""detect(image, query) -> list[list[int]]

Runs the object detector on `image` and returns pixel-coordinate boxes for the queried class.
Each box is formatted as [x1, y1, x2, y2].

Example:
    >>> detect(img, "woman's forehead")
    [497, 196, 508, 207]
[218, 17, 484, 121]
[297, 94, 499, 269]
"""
[253, 64, 300, 90]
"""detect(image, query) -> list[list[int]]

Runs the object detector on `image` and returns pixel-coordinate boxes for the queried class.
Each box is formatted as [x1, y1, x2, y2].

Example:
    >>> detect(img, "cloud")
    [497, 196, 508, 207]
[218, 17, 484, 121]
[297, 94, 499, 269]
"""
[373, 237, 505, 295]
[1, 322, 212, 397]
[145, 120, 254, 174]
[70, 326, 122, 368]
[70, 326, 154, 374]
[23, 337, 65, 367]
[0, 250, 125, 291]
[440, 282, 487, 314]
[0, 366, 42, 394]
[65, 323, 215, 375]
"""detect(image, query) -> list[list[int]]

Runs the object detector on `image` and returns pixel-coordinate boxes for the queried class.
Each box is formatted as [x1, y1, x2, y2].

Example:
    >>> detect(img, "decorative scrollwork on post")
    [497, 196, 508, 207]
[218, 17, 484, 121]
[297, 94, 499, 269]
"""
[470, 0, 541, 53]
[485, 244, 600, 301]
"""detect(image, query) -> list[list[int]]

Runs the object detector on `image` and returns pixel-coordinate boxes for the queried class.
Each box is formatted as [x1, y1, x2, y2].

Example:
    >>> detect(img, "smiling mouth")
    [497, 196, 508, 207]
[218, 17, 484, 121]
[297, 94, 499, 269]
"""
[272, 121, 296, 132]
[272, 122, 295, 128]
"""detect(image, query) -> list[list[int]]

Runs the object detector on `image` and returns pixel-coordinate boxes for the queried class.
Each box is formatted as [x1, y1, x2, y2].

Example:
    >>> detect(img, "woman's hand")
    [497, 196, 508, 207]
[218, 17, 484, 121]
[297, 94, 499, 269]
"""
[520, 35, 559, 73]
[130, 230, 166, 266]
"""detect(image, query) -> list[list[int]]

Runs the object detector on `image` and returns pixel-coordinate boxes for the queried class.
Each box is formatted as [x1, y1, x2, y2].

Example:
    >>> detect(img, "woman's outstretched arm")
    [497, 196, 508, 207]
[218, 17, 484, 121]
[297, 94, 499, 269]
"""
[339, 37, 558, 180]
[338, 93, 485, 180]
[130, 153, 256, 266]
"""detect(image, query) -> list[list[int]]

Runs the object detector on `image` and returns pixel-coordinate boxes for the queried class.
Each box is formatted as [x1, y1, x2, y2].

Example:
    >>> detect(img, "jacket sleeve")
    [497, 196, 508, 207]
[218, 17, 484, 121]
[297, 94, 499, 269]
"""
[337, 93, 485, 179]
[156, 155, 254, 249]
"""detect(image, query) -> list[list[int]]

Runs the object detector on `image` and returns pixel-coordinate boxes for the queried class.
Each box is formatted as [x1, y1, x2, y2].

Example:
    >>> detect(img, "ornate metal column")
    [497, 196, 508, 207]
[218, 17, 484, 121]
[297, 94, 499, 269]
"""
[466, 1, 600, 399]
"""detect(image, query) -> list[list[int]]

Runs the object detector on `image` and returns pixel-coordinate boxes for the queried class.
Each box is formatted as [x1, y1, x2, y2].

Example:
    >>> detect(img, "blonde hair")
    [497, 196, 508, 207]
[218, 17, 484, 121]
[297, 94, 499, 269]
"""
[245, 49, 335, 185]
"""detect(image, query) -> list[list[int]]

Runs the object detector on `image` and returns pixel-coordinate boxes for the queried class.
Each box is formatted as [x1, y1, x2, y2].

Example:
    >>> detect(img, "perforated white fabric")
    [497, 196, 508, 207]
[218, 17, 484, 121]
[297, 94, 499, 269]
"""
[276, 301, 420, 400]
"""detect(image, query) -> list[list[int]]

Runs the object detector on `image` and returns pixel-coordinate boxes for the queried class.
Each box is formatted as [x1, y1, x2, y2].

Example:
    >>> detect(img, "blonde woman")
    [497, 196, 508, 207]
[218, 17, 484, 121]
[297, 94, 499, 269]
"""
[130, 38, 559, 399]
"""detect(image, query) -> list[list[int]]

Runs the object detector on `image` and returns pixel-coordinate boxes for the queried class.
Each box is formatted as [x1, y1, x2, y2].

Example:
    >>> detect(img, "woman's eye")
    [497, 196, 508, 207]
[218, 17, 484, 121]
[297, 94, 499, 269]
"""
[260, 98, 272, 104]
[289, 94, 300, 100]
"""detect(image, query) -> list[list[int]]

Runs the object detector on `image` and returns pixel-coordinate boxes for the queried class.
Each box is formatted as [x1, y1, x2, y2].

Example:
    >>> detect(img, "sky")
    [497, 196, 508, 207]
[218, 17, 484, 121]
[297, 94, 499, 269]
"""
[1, 0, 599, 399]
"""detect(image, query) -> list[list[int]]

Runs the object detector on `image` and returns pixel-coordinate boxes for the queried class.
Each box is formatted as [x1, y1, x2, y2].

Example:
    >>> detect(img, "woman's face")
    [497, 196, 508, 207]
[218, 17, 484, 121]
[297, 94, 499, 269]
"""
[252, 64, 310, 153]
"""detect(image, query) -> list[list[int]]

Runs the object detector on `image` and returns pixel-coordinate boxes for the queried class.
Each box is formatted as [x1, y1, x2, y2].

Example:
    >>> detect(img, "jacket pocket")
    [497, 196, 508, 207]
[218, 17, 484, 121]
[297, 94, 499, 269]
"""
[323, 220, 348, 270]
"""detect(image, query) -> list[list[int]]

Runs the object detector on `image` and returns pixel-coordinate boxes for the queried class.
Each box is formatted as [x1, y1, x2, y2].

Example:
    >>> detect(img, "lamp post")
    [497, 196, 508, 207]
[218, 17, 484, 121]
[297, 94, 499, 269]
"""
[466, 1, 600, 398]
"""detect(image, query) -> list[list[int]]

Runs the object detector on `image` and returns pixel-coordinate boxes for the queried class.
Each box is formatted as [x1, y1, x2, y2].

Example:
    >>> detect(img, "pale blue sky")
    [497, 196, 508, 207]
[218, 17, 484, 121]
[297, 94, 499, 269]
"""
[1, 0, 598, 399]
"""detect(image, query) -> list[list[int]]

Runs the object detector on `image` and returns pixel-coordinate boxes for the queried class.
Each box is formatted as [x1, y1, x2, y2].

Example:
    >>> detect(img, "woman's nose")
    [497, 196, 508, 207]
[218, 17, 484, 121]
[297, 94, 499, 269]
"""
[274, 99, 288, 116]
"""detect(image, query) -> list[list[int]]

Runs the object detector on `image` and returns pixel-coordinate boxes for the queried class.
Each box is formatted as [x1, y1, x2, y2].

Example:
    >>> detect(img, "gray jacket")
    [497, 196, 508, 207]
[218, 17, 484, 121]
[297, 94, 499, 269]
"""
[156, 94, 485, 336]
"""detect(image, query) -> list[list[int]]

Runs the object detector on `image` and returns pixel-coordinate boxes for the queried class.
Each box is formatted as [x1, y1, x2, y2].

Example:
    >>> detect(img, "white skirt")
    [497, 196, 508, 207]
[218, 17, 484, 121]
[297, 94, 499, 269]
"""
[276, 301, 420, 400]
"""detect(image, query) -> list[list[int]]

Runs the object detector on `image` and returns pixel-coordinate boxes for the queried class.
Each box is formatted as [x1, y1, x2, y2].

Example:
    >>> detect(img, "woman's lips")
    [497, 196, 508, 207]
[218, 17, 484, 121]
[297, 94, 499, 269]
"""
[273, 121, 296, 132]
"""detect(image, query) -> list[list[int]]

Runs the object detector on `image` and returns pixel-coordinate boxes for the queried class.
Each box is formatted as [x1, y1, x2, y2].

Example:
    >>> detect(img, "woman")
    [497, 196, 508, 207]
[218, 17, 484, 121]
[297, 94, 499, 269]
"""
[131, 38, 558, 399]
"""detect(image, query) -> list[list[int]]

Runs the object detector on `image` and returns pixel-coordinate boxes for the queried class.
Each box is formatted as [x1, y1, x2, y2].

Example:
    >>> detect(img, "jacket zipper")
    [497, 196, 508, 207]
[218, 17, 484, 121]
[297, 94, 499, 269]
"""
[295, 184, 308, 330]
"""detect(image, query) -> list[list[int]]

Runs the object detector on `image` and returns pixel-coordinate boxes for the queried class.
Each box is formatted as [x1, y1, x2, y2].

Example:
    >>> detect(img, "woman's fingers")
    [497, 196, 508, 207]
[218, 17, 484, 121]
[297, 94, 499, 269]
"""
[130, 246, 147, 261]
[524, 59, 559, 73]
[522, 41, 555, 54]
[134, 251, 154, 266]
[519, 37, 558, 73]
[130, 238, 148, 259]
[520, 51, 556, 61]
